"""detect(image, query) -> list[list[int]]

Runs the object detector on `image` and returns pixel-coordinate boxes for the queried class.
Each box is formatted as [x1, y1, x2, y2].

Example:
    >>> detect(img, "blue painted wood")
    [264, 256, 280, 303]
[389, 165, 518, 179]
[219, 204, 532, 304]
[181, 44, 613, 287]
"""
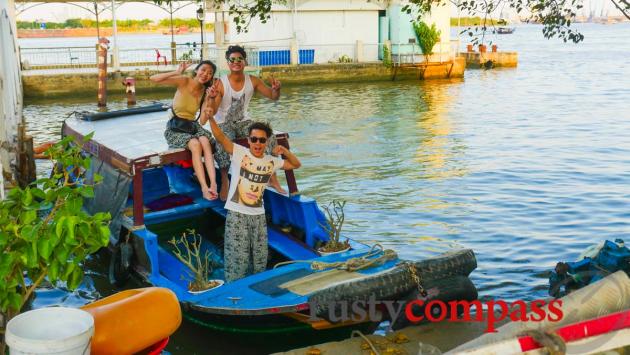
[128, 164, 392, 315]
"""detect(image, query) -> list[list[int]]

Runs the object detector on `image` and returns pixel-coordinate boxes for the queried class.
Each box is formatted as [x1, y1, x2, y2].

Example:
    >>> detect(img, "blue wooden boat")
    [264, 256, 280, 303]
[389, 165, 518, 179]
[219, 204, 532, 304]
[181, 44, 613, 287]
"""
[62, 105, 478, 351]
[549, 239, 630, 298]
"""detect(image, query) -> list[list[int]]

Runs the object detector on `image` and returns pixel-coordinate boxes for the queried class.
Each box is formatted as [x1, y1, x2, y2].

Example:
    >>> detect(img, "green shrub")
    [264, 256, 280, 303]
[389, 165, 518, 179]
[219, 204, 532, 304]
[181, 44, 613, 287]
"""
[413, 21, 442, 62]
[382, 45, 392, 68]
[0, 134, 111, 352]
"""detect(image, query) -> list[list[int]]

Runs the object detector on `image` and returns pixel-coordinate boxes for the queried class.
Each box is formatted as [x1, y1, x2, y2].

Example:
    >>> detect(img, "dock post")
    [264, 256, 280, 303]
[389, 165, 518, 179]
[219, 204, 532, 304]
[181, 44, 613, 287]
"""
[16, 124, 35, 187]
[97, 37, 109, 107]
[122, 77, 136, 106]
[171, 41, 177, 65]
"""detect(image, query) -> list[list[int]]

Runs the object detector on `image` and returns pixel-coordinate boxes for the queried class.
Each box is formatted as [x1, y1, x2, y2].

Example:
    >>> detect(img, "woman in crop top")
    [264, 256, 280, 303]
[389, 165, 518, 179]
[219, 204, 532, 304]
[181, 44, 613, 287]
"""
[150, 61, 218, 200]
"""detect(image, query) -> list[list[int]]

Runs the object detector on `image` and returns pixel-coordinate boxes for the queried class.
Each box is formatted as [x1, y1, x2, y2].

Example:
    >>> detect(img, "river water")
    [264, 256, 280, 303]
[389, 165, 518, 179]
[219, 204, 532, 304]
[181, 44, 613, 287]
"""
[22, 23, 630, 353]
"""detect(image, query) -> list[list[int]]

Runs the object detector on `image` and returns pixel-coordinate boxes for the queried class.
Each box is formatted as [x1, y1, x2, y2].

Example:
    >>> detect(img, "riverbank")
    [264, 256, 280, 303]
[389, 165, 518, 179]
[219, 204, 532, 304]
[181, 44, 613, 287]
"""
[18, 27, 203, 38]
[21, 60, 466, 100]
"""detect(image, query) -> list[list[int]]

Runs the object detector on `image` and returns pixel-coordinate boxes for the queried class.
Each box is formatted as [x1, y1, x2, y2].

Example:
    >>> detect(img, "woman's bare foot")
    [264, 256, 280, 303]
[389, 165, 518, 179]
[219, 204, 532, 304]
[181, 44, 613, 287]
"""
[269, 173, 287, 195]
[203, 189, 217, 201]
[269, 180, 287, 195]
[219, 182, 229, 201]
[209, 184, 218, 200]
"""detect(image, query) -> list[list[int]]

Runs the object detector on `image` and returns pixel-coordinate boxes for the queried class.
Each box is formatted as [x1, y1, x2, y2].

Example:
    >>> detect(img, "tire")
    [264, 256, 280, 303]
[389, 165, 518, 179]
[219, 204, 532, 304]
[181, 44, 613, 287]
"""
[390, 275, 478, 330]
[308, 249, 477, 319]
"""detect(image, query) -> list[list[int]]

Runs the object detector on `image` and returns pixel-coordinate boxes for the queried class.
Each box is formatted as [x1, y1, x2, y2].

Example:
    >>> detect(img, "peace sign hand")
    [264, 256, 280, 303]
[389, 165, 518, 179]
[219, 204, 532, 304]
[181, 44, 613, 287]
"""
[206, 79, 220, 99]
[270, 76, 281, 91]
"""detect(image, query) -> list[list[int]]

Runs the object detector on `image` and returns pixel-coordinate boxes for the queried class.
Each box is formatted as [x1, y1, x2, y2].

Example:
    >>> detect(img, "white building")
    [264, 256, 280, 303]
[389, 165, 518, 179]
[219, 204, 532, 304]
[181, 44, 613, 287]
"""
[209, 0, 452, 65]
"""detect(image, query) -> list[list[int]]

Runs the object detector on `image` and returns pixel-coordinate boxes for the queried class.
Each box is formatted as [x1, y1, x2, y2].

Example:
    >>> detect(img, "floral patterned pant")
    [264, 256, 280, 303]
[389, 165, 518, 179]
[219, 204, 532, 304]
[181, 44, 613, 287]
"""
[224, 210, 268, 282]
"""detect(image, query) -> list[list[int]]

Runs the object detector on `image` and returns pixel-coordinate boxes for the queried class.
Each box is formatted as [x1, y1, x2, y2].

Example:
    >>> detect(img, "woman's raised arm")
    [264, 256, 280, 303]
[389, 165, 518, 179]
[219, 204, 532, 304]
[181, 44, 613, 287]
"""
[149, 62, 191, 86]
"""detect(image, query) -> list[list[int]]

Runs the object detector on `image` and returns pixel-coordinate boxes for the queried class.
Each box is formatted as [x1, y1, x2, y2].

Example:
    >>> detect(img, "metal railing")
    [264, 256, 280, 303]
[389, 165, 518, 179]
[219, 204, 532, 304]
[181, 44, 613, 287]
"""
[19, 45, 222, 70]
[18, 40, 457, 70]
[20, 46, 96, 69]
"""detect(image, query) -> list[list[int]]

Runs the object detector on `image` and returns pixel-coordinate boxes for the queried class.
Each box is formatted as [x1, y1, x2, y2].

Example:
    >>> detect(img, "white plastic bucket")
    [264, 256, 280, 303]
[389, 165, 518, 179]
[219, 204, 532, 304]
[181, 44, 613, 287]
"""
[6, 307, 94, 355]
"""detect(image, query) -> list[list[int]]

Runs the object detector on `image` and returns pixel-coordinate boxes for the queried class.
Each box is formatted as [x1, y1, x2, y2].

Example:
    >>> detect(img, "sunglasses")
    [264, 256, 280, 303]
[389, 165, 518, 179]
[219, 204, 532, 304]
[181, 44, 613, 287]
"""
[249, 136, 267, 144]
[228, 57, 245, 64]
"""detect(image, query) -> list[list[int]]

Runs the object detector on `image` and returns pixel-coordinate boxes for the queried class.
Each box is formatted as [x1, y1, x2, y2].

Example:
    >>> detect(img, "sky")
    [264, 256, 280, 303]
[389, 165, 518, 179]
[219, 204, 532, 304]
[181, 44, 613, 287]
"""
[17, 2, 201, 22]
[16, 0, 621, 23]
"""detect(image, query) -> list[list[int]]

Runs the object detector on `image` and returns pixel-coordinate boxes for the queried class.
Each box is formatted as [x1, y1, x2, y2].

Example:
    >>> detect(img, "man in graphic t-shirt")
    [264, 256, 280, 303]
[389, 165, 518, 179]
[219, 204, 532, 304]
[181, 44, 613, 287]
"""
[207, 45, 285, 201]
[206, 114, 301, 282]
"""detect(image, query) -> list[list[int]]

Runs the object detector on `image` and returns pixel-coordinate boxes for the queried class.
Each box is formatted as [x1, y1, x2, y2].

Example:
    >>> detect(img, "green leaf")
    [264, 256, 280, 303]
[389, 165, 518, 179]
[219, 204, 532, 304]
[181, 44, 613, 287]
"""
[8, 292, 22, 312]
[55, 247, 69, 264]
[98, 226, 111, 245]
[22, 188, 33, 206]
[66, 216, 77, 242]
[56, 216, 67, 238]
[66, 197, 82, 214]
[0, 253, 16, 276]
[94, 174, 103, 183]
[62, 262, 75, 280]
[49, 260, 60, 280]
[22, 210, 37, 225]
[38, 238, 52, 261]
[68, 267, 84, 290]
[24, 245, 37, 268]
[0, 231, 9, 247]
[78, 187, 94, 198]
[83, 132, 95, 142]
[19, 225, 37, 242]
[46, 189, 57, 202]
[31, 188, 46, 200]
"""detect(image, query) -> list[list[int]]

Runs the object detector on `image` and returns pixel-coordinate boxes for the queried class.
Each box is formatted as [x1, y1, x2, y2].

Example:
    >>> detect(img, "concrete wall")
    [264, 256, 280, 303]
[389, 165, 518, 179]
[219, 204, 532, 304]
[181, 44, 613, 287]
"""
[22, 59, 466, 100]
[0, 0, 22, 181]
[232, 10, 380, 63]
[388, 1, 451, 57]
[419, 0, 452, 56]
[458, 51, 518, 68]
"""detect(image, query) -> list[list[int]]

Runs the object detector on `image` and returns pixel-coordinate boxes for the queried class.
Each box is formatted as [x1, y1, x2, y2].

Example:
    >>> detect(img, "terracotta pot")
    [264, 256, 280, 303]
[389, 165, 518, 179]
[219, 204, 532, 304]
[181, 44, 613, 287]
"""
[466, 44, 473, 52]
[478, 44, 487, 53]
[492, 44, 498, 52]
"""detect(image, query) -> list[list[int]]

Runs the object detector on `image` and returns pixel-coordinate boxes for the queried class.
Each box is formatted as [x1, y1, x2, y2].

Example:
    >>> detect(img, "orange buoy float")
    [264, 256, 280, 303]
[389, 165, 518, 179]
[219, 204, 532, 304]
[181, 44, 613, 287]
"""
[80, 287, 181, 355]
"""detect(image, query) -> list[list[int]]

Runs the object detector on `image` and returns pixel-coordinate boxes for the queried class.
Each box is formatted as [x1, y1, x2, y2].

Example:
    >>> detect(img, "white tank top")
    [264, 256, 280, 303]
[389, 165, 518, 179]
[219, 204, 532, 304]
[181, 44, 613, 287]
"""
[214, 74, 254, 124]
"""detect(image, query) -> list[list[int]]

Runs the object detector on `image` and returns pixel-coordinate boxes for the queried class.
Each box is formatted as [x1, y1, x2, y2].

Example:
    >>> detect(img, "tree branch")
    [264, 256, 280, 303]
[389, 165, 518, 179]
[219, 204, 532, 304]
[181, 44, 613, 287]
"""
[21, 268, 48, 310]
[610, 0, 630, 20]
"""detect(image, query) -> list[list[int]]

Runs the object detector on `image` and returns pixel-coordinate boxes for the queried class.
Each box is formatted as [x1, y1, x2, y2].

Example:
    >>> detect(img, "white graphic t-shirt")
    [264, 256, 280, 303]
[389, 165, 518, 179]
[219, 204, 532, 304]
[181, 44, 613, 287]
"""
[224, 144, 284, 215]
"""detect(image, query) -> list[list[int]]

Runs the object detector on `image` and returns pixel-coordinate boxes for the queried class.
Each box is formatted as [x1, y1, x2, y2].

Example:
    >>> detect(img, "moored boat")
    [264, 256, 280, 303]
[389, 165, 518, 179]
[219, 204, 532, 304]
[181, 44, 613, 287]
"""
[62, 105, 479, 351]
[497, 27, 516, 34]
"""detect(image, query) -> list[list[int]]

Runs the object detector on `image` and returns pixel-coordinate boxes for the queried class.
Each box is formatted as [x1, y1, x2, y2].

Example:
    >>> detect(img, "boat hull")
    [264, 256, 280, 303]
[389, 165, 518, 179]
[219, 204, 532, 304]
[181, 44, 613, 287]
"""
[181, 309, 379, 352]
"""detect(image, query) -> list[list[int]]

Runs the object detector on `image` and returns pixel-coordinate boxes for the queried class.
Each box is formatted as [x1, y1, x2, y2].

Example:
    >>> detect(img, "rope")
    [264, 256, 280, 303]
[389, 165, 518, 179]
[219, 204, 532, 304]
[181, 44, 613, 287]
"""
[273, 244, 398, 272]
[310, 244, 398, 272]
[351, 330, 380, 355]
[520, 330, 566, 355]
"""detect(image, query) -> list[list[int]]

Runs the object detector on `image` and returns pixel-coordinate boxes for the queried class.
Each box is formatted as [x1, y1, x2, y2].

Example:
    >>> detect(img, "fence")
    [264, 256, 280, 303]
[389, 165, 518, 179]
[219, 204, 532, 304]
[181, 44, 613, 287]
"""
[19, 40, 459, 70]
[19, 44, 221, 70]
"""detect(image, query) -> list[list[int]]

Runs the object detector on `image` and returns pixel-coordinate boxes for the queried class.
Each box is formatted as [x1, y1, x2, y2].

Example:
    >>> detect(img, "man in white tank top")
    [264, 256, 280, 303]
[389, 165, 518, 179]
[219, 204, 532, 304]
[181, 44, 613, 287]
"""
[207, 45, 285, 201]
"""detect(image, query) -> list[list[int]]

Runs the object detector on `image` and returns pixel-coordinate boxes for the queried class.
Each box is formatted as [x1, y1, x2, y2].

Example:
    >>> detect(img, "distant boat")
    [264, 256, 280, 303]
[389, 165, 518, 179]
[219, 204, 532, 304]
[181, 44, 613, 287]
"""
[497, 27, 516, 34]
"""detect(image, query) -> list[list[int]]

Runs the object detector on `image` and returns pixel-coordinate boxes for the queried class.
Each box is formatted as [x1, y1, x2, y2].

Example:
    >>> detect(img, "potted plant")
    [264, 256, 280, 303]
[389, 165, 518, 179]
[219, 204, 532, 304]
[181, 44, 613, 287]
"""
[478, 44, 487, 53]
[491, 44, 498, 52]
[318, 200, 351, 256]
[169, 230, 222, 293]
[466, 44, 474, 52]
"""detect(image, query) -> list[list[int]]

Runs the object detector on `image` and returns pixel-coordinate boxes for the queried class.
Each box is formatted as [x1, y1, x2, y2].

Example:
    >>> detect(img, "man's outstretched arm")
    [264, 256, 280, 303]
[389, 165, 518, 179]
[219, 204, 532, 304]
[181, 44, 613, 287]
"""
[207, 114, 233, 155]
[252, 76, 281, 101]
[273, 146, 301, 170]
